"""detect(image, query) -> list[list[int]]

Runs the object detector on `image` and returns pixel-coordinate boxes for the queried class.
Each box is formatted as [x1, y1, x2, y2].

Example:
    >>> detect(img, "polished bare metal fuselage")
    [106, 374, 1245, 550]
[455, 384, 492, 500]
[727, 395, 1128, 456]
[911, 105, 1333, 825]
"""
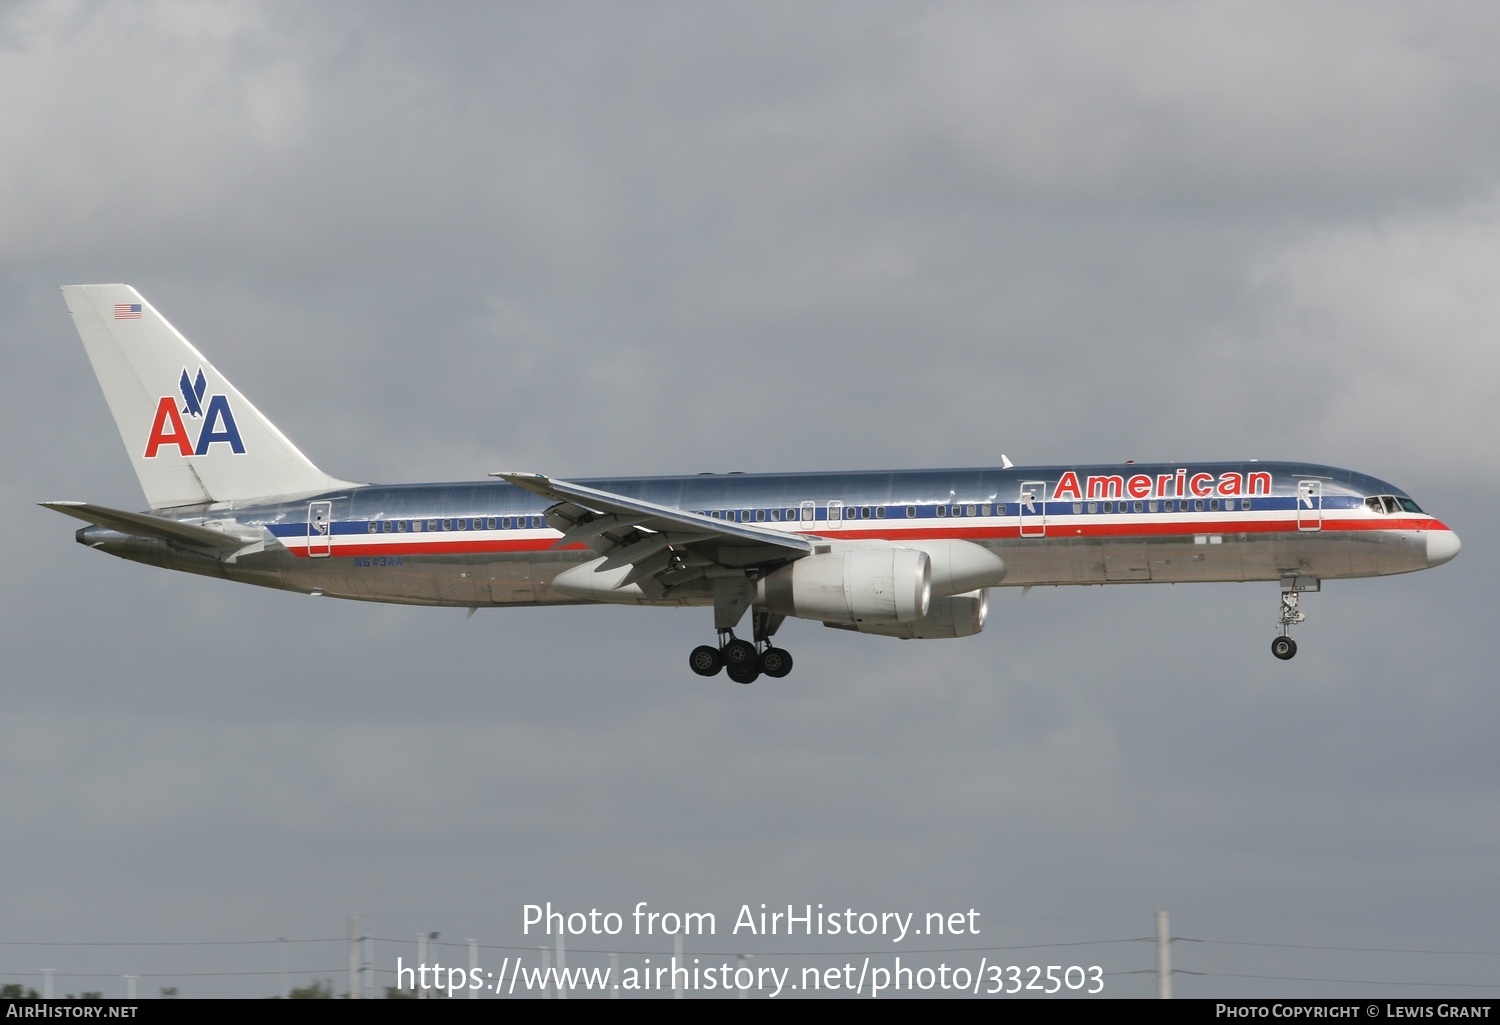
[75, 460, 1444, 610]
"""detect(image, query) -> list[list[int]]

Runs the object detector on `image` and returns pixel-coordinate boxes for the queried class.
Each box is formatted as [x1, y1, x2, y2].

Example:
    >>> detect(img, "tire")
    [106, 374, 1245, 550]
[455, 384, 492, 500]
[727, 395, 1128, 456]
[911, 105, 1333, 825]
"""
[759, 647, 793, 678]
[689, 645, 723, 677]
[1271, 636, 1297, 660]
[727, 662, 760, 685]
[723, 638, 757, 669]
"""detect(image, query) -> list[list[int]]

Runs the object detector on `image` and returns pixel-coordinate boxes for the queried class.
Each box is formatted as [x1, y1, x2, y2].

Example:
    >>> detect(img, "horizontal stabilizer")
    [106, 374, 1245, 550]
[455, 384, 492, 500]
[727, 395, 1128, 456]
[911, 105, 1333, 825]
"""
[40, 501, 254, 550]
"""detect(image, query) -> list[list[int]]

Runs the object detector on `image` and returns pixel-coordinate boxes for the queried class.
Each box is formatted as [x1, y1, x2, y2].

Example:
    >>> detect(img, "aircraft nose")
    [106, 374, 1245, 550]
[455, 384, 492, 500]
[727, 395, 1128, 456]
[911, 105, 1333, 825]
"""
[1426, 529, 1461, 568]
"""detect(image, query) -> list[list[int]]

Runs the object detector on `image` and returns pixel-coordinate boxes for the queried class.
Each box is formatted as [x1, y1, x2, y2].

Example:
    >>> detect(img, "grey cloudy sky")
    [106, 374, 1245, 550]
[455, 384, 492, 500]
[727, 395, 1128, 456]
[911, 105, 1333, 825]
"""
[2, 0, 1498, 999]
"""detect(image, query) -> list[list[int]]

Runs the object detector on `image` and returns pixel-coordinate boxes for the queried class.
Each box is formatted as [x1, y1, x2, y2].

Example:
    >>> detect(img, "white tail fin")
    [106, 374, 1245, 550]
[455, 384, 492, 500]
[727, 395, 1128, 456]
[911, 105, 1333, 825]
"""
[62, 284, 354, 509]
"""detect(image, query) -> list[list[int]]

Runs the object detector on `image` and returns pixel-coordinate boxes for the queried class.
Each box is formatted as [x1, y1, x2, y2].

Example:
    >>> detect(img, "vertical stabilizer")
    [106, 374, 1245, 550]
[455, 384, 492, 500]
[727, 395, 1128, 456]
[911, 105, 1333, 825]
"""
[61, 284, 354, 509]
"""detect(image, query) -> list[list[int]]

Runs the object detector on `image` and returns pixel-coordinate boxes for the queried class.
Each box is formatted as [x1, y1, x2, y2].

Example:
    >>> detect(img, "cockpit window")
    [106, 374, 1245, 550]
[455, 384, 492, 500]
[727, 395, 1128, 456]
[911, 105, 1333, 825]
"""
[1366, 494, 1425, 515]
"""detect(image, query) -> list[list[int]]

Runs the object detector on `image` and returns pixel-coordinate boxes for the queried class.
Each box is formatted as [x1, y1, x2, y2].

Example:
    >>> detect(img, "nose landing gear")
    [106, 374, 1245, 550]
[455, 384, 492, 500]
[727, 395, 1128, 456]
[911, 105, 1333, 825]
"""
[1272, 575, 1317, 660]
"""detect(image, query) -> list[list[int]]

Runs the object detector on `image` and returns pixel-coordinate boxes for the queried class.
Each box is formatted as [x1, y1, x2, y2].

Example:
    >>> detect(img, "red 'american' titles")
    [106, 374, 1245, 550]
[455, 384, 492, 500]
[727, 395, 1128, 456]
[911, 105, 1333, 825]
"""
[1051, 470, 1273, 501]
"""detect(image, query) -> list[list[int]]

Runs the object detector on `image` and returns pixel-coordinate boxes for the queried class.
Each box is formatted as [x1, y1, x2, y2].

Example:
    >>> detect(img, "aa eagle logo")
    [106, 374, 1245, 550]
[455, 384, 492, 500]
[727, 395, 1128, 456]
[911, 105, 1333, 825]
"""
[143, 365, 245, 457]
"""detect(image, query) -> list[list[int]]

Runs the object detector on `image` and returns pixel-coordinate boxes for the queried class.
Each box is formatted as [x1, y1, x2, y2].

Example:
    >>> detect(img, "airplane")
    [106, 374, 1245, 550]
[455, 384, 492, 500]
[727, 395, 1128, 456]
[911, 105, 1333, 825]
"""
[44, 284, 1461, 682]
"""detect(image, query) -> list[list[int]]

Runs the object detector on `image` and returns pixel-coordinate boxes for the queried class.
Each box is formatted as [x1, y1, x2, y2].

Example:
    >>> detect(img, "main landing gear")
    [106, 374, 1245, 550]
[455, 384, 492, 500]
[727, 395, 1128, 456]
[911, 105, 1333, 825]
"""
[689, 609, 794, 683]
[1272, 575, 1317, 661]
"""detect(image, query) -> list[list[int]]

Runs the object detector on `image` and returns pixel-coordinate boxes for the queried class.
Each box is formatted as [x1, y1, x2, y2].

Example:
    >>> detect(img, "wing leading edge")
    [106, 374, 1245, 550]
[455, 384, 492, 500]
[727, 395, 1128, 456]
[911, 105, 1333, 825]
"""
[492, 472, 812, 597]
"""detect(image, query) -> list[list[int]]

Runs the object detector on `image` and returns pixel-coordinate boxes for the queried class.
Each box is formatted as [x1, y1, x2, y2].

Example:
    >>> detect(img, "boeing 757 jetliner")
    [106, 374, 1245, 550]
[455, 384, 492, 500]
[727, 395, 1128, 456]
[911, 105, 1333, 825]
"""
[45, 285, 1460, 682]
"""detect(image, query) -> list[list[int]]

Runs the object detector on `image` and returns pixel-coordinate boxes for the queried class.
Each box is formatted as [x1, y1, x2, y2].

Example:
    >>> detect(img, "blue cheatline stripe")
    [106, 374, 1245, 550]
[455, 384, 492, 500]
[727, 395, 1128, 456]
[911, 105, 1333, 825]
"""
[264, 493, 1353, 540]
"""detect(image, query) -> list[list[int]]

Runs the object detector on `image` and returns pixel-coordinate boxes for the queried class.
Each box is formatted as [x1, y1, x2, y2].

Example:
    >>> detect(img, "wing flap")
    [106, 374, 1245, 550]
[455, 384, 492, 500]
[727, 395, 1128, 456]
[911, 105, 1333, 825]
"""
[494, 471, 811, 592]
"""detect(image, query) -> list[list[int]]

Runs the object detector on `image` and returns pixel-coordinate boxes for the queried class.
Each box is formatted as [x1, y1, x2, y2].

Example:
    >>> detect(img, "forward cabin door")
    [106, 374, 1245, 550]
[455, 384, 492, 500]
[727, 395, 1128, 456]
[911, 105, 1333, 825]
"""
[1297, 480, 1323, 532]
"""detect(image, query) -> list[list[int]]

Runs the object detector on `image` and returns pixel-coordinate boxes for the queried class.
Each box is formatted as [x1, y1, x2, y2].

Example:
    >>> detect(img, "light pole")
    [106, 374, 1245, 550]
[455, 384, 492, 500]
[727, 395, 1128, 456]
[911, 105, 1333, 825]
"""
[417, 932, 439, 999]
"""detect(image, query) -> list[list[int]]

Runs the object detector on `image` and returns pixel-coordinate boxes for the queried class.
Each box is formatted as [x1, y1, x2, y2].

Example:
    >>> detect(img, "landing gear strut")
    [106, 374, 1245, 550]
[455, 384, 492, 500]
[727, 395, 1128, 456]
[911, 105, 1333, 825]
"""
[1272, 575, 1317, 661]
[687, 604, 794, 683]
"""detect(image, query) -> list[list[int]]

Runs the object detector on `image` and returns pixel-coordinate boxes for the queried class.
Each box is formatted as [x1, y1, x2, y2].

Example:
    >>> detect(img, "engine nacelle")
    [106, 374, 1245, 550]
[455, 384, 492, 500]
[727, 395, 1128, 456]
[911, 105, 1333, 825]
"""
[757, 546, 931, 625]
[844, 589, 988, 639]
[900, 539, 1006, 595]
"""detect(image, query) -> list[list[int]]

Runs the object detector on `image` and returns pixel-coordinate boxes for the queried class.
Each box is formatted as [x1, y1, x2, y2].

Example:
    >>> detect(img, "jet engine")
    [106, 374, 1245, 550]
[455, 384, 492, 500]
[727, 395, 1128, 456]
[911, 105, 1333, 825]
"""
[757, 546, 931, 625]
[839, 589, 988, 639]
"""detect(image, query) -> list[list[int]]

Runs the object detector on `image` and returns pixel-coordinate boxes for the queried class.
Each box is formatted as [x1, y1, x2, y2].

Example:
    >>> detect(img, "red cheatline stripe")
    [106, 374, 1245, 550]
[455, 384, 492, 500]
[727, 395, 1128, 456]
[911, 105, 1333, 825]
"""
[281, 517, 1446, 558]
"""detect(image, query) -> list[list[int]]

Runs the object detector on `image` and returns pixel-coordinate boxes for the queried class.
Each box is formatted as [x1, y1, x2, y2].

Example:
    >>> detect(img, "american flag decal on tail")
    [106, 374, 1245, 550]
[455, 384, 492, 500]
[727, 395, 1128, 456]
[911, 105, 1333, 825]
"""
[114, 303, 142, 319]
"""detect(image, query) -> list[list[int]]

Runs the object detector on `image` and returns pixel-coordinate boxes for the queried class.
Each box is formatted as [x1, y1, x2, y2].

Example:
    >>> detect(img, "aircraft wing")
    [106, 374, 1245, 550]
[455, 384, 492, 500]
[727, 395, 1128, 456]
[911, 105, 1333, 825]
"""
[40, 501, 256, 551]
[492, 472, 812, 596]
